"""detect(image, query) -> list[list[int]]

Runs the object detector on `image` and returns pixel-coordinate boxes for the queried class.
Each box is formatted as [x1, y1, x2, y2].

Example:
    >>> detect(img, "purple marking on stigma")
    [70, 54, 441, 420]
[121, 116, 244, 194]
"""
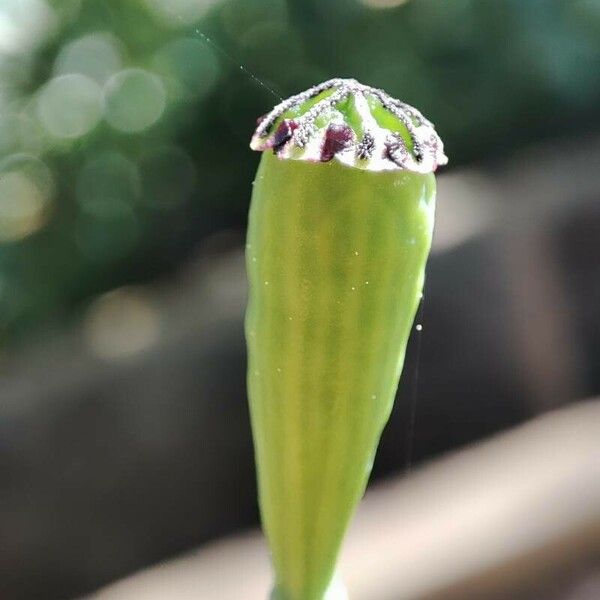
[384, 136, 410, 167]
[271, 119, 298, 152]
[320, 124, 354, 162]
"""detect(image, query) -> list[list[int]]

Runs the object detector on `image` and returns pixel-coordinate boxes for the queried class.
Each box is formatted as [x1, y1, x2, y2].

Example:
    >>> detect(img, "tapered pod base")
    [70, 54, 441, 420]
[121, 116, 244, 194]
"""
[271, 575, 347, 600]
[246, 151, 435, 600]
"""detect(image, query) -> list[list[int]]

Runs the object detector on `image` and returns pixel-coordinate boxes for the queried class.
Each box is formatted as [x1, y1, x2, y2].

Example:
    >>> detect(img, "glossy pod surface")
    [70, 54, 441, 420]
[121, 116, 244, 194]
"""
[246, 150, 436, 600]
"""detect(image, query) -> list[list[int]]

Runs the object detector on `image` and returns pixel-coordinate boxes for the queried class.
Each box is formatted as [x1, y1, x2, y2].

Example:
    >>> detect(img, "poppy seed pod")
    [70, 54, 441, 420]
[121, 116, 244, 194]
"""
[246, 78, 447, 600]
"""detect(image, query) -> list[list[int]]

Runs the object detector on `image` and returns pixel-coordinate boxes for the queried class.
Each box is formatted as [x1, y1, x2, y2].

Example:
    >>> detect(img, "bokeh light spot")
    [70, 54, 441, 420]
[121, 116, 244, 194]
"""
[144, 0, 222, 26]
[153, 37, 219, 100]
[0, 0, 56, 55]
[76, 152, 140, 218]
[0, 152, 54, 190]
[36, 74, 102, 138]
[0, 169, 49, 242]
[84, 287, 161, 361]
[54, 32, 122, 83]
[104, 69, 166, 133]
[358, 0, 410, 8]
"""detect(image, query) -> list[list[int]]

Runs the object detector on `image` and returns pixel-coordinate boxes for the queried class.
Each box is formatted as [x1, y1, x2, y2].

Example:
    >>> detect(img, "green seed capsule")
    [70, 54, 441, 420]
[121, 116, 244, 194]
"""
[246, 79, 447, 600]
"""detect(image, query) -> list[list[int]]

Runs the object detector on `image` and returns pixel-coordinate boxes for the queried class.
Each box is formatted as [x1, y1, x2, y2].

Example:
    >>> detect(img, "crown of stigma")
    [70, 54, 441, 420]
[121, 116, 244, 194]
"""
[251, 78, 447, 173]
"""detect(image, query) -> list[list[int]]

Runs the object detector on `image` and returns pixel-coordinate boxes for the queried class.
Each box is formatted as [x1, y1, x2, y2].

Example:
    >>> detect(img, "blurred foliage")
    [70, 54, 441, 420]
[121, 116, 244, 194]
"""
[0, 0, 598, 343]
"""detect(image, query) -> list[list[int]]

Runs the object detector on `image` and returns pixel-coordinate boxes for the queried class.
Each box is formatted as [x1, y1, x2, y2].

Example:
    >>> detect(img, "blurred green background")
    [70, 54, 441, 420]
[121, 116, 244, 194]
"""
[1, 1, 600, 599]
[1, 0, 599, 344]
